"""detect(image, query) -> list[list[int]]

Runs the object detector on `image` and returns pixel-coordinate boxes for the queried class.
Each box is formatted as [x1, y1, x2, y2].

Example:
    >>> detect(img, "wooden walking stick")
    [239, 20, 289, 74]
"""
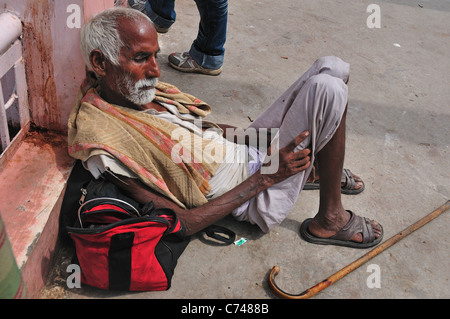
[269, 200, 450, 299]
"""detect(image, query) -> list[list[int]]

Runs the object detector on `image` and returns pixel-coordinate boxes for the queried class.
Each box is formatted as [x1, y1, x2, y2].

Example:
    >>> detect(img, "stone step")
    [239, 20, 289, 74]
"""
[0, 130, 74, 298]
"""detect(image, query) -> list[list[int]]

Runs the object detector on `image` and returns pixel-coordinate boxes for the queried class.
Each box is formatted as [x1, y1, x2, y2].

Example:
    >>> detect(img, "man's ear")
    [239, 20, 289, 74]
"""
[89, 49, 107, 77]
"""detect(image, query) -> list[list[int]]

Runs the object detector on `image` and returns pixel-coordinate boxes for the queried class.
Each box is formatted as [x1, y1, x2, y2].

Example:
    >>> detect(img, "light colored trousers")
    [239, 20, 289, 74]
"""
[232, 56, 350, 233]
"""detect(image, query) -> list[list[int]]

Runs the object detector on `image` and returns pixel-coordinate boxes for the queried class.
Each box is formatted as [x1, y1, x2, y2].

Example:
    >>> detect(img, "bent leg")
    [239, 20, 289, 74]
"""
[233, 60, 349, 232]
[249, 56, 350, 133]
[234, 56, 382, 243]
[307, 108, 382, 243]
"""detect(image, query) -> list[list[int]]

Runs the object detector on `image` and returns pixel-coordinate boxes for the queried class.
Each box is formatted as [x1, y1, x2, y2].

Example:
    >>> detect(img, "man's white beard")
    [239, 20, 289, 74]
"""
[118, 74, 159, 106]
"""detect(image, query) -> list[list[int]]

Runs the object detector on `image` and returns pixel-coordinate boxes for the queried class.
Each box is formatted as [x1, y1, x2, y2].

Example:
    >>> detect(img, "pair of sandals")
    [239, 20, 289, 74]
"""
[301, 169, 383, 249]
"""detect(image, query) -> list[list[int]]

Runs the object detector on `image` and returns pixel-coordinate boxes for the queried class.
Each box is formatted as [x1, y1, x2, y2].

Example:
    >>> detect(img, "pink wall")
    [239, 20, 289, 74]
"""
[84, 0, 115, 21]
[0, 0, 115, 133]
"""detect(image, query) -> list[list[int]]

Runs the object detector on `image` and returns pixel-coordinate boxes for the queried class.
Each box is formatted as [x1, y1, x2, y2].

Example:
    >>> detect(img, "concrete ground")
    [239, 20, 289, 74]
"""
[42, 0, 449, 299]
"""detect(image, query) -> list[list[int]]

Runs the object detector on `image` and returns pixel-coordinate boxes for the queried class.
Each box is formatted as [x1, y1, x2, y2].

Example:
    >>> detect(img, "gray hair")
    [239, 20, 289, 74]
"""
[80, 7, 152, 69]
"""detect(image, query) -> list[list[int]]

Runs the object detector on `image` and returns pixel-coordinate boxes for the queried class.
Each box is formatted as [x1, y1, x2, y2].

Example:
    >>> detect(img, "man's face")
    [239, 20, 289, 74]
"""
[103, 17, 161, 106]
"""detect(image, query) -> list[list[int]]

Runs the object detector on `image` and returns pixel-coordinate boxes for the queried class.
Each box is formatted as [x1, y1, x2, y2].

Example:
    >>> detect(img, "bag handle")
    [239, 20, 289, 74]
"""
[203, 225, 236, 245]
[77, 197, 141, 228]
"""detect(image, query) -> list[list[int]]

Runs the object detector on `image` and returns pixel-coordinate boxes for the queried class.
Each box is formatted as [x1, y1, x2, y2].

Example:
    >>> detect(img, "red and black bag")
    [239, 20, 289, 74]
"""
[62, 161, 235, 292]
[66, 178, 190, 292]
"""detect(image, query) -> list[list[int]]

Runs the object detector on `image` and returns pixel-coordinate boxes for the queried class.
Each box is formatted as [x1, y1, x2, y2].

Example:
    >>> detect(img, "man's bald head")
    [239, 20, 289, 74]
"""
[81, 7, 155, 69]
[80, 7, 161, 109]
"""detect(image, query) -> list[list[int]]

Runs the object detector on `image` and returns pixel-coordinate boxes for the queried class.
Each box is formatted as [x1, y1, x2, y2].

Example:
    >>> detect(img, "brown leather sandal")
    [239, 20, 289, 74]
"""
[300, 211, 383, 249]
[341, 168, 365, 195]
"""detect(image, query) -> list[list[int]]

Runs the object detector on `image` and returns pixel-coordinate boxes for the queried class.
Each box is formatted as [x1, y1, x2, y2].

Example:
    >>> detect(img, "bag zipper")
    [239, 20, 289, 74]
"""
[79, 188, 87, 205]
[68, 215, 171, 235]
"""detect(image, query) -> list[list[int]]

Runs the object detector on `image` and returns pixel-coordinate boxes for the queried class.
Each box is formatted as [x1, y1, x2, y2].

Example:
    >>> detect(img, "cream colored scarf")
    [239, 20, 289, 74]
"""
[68, 81, 225, 208]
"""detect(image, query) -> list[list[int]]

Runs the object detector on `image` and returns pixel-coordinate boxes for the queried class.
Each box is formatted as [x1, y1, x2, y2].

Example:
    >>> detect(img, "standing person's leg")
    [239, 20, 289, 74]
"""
[190, 0, 228, 69]
[145, 0, 176, 33]
[168, 0, 228, 75]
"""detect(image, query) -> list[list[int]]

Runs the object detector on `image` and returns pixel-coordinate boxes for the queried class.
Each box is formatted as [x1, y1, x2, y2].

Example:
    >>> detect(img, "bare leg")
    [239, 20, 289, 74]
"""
[307, 107, 382, 242]
[307, 164, 364, 191]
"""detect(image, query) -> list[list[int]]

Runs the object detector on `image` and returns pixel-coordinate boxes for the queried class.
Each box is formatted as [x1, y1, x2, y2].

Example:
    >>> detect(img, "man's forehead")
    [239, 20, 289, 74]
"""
[117, 16, 157, 48]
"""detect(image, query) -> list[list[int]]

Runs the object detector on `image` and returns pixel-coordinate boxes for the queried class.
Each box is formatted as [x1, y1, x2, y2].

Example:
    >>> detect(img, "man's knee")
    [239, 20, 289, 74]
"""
[314, 56, 350, 83]
[302, 73, 348, 123]
[306, 73, 348, 99]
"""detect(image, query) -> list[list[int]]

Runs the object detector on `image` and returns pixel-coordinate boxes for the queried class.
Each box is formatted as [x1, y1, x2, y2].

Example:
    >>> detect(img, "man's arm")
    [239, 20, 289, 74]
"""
[105, 131, 311, 236]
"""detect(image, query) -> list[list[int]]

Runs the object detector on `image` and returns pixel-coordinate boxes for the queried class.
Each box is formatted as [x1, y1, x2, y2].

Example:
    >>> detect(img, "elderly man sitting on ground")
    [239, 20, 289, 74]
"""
[68, 7, 383, 248]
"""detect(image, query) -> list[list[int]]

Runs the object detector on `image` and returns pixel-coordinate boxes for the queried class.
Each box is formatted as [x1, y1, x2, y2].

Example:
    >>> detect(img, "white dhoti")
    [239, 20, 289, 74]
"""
[231, 56, 350, 233]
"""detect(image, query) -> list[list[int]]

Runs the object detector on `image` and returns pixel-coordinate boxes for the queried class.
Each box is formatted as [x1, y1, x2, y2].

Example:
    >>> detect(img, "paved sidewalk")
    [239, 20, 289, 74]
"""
[43, 0, 449, 299]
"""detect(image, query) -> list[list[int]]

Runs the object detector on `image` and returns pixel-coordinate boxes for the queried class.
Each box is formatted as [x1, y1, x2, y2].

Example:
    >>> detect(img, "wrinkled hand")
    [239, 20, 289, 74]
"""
[263, 131, 311, 184]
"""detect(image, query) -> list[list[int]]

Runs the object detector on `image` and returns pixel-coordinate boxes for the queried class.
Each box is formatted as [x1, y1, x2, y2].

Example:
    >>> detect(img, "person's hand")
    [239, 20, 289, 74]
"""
[263, 131, 311, 184]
